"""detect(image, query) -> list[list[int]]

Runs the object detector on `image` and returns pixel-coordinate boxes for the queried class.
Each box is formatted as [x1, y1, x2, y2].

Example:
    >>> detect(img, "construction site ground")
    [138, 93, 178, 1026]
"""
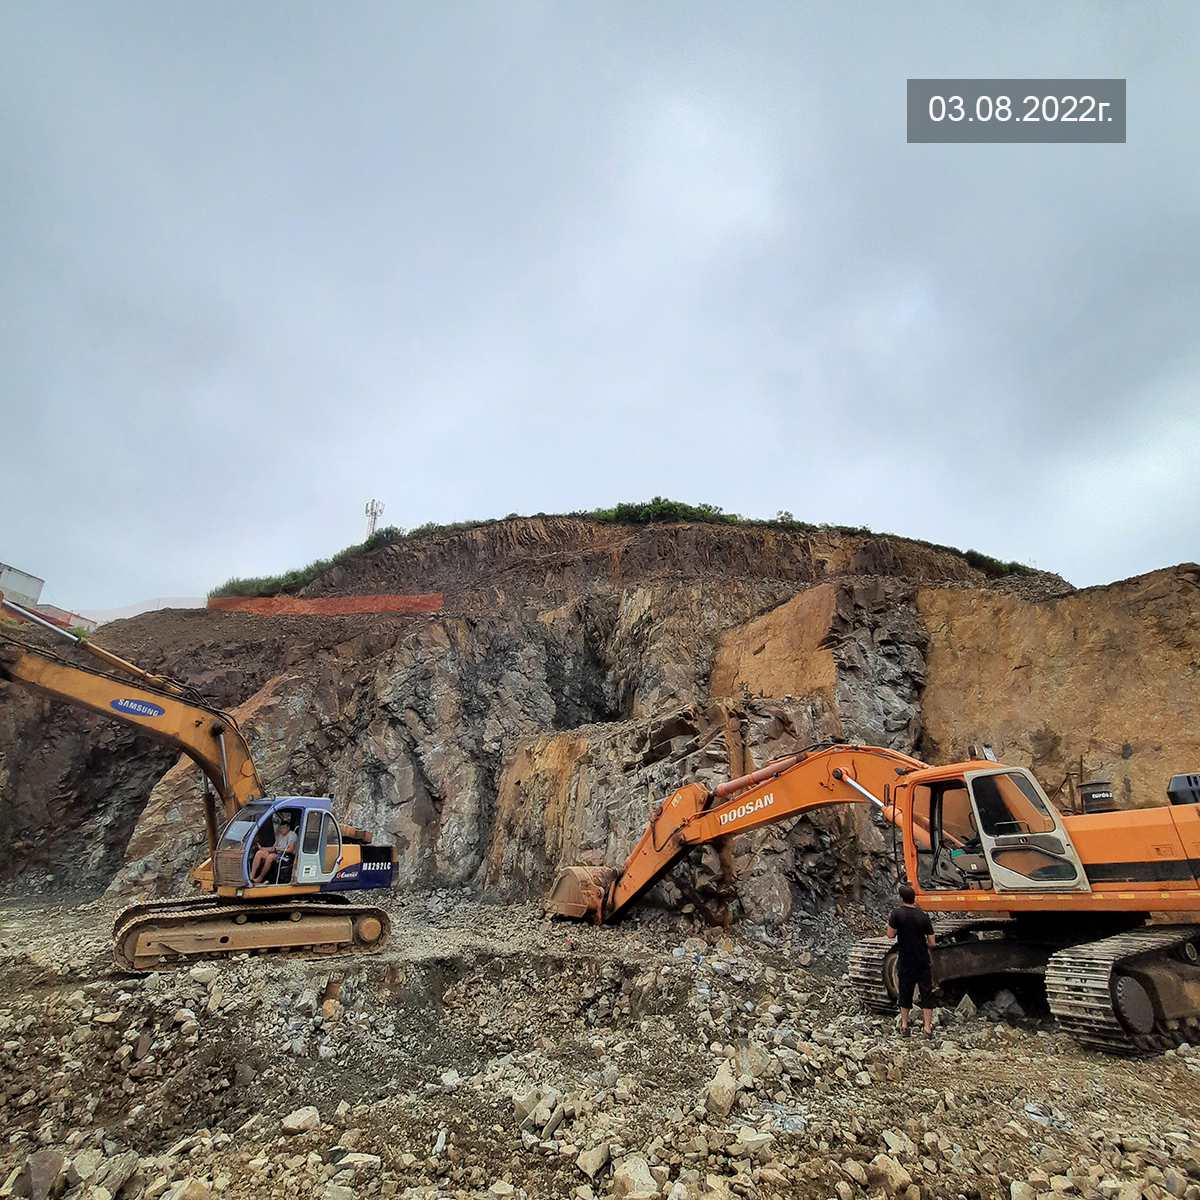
[2, 894, 1199, 1200]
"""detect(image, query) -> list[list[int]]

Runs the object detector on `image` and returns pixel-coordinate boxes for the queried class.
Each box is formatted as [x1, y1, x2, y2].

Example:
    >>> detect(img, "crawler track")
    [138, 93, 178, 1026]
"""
[112, 896, 222, 942]
[1045, 926, 1200, 1055]
[110, 892, 350, 942]
[848, 918, 1014, 1013]
[112, 898, 390, 971]
[848, 937, 896, 1011]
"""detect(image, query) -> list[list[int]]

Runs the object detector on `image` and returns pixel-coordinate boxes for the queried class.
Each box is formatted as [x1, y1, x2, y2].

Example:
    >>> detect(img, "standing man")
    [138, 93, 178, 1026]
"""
[887, 883, 935, 1038]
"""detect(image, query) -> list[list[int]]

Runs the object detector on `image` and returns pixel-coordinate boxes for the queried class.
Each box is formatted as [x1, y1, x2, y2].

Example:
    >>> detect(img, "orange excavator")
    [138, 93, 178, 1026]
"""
[546, 741, 1200, 1055]
[0, 595, 395, 970]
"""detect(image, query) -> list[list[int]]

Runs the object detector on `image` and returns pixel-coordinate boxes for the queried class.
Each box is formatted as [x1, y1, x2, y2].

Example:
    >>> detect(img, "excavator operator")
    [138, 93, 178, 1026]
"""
[250, 814, 297, 884]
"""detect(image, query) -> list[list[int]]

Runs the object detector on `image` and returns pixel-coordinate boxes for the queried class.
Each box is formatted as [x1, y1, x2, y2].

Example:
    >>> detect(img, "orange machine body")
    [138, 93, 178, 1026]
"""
[893, 761, 1200, 916]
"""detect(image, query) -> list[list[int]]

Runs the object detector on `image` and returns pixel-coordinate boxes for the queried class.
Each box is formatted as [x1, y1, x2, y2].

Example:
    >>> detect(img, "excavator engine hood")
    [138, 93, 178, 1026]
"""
[545, 865, 616, 922]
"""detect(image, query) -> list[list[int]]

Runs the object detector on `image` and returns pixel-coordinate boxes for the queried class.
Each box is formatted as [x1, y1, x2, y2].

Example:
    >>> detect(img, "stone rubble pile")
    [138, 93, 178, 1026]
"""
[2, 894, 1199, 1200]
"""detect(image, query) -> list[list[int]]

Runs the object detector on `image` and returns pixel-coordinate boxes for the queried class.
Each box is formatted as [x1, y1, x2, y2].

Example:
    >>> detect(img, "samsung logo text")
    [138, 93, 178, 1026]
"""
[111, 698, 166, 718]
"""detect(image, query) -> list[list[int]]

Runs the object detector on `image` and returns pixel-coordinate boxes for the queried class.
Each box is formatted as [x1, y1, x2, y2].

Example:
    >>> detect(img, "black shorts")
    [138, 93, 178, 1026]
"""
[898, 962, 932, 1009]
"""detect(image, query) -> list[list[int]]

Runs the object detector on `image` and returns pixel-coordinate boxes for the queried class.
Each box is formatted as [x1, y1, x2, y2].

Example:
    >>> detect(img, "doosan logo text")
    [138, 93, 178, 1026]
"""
[111, 698, 166, 718]
[718, 793, 775, 826]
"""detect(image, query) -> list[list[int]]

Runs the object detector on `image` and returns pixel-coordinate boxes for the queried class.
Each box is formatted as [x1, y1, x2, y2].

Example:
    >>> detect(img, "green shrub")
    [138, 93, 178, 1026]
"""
[583, 497, 739, 526]
[208, 500, 1035, 597]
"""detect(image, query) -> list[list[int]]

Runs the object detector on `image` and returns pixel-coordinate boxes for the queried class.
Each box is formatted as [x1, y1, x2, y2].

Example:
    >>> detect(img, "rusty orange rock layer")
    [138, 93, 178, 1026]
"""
[207, 593, 442, 616]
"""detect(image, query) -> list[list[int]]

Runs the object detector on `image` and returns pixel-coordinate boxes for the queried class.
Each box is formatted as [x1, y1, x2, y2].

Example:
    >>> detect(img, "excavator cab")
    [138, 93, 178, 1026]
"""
[912, 780, 988, 889]
[213, 797, 346, 891]
[907, 766, 1090, 895]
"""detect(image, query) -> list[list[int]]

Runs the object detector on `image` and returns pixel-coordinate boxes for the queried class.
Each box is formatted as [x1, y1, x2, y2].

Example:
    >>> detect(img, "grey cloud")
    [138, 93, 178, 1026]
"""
[2, 2, 1197, 607]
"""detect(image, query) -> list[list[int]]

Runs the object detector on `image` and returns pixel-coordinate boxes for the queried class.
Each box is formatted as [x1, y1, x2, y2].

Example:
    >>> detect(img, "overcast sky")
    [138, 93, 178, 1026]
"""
[3, 3, 1197, 609]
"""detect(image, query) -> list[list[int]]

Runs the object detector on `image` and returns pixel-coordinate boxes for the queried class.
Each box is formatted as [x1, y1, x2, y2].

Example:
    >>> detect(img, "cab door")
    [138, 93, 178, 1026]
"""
[295, 808, 343, 884]
[965, 768, 1091, 893]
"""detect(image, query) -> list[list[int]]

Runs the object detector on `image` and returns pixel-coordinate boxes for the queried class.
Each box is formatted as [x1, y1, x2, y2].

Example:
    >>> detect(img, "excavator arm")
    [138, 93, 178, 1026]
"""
[0, 632, 263, 853]
[546, 742, 927, 922]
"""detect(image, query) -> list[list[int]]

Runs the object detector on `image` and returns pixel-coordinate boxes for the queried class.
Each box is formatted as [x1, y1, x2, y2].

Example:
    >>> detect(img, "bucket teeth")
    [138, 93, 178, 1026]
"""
[545, 866, 616, 921]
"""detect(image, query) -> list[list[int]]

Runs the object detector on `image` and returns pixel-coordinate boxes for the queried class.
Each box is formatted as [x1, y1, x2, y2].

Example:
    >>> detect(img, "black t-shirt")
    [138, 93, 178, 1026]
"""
[889, 904, 934, 969]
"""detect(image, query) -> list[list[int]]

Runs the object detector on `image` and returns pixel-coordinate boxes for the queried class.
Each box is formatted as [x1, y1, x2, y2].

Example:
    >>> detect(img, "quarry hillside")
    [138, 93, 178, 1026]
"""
[1, 516, 1197, 926]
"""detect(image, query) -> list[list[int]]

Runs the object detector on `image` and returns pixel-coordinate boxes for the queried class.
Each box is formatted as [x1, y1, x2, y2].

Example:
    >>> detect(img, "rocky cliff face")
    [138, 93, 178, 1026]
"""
[1, 517, 1195, 930]
[917, 564, 1200, 810]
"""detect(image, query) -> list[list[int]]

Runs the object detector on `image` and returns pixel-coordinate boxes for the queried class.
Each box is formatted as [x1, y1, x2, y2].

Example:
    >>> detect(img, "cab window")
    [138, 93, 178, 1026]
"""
[991, 848, 1078, 882]
[217, 802, 272, 850]
[940, 786, 978, 847]
[302, 810, 322, 855]
[320, 814, 340, 872]
[971, 772, 1056, 836]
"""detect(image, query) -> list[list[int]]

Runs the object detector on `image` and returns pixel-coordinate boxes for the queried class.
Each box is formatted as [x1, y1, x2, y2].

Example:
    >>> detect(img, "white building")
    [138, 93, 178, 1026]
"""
[0, 562, 44, 609]
[33, 603, 99, 634]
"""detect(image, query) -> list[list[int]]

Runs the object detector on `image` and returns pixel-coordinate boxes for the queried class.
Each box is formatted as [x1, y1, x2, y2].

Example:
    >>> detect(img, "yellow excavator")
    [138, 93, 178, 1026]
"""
[546, 740, 1200, 1055]
[0, 595, 394, 970]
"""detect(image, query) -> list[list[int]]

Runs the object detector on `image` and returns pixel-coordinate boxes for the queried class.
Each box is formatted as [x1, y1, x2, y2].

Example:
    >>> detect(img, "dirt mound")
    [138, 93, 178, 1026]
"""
[91, 607, 422, 707]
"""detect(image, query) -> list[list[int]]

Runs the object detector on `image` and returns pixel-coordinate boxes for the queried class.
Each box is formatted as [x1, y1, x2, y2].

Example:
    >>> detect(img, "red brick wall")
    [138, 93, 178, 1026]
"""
[207, 593, 442, 616]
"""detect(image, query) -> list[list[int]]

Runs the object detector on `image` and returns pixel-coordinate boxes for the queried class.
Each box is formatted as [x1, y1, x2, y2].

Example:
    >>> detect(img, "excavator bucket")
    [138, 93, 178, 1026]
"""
[545, 865, 616, 922]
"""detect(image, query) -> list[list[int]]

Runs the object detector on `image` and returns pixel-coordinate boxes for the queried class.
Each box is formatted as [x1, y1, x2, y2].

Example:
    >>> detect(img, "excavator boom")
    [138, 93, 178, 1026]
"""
[546, 742, 925, 922]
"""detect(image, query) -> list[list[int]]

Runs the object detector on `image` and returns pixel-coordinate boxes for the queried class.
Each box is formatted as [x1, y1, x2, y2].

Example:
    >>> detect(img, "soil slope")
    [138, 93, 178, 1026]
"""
[297, 516, 1034, 612]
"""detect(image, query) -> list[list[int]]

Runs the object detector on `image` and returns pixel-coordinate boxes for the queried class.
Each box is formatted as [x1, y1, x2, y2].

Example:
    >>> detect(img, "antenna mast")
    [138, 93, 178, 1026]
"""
[364, 498, 385, 539]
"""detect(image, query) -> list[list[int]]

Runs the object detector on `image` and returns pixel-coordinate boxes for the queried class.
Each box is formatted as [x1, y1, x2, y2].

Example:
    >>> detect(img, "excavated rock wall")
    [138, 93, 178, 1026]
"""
[107, 583, 796, 896]
[483, 697, 894, 926]
[0, 692, 178, 887]
[918, 564, 1200, 809]
[710, 578, 927, 751]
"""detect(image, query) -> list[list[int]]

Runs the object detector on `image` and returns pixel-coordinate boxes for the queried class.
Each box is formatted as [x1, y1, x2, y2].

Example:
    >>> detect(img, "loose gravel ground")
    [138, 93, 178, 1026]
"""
[2, 893, 1198, 1200]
